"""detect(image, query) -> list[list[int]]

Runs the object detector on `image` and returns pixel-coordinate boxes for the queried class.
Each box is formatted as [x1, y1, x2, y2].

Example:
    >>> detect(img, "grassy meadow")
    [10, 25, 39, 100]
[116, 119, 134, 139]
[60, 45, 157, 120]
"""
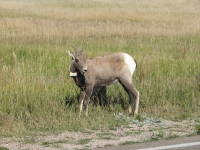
[0, 0, 200, 136]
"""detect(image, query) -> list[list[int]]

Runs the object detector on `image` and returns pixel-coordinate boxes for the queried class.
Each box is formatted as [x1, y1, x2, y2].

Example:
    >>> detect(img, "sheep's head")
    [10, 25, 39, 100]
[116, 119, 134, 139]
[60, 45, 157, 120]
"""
[68, 45, 87, 74]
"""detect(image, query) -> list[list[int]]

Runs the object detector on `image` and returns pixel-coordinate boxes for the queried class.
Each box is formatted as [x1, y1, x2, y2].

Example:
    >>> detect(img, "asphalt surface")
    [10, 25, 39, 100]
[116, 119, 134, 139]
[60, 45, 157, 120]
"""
[94, 135, 200, 150]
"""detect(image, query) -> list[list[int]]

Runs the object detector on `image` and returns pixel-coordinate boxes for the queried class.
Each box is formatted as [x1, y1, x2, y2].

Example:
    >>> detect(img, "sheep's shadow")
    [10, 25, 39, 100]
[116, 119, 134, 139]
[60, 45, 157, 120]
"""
[65, 86, 108, 107]
[65, 85, 129, 112]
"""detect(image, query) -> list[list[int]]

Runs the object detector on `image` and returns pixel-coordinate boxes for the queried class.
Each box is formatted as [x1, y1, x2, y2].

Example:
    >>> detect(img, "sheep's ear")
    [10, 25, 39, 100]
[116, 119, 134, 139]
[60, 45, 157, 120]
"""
[68, 50, 75, 59]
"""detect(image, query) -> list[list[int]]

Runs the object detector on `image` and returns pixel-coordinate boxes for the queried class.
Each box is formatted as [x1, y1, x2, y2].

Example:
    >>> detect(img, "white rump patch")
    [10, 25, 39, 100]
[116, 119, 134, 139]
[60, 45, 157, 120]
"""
[123, 53, 136, 76]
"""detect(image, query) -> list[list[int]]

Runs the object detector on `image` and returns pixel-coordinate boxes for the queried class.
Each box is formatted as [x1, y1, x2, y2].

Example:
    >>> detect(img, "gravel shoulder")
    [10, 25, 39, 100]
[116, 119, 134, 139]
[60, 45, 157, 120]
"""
[0, 115, 199, 150]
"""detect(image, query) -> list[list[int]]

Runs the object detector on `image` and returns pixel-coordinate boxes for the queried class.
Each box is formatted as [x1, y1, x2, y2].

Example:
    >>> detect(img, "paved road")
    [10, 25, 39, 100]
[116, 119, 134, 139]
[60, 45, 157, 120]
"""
[94, 135, 200, 150]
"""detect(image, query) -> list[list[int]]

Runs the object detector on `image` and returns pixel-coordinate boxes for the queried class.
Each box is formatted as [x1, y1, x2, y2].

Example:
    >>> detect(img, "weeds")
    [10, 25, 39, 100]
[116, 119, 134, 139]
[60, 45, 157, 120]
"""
[77, 138, 91, 145]
[97, 132, 116, 140]
[196, 125, 200, 135]
[150, 128, 164, 141]
[165, 134, 180, 140]
[42, 139, 68, 147]
[121, 141, 139, 146]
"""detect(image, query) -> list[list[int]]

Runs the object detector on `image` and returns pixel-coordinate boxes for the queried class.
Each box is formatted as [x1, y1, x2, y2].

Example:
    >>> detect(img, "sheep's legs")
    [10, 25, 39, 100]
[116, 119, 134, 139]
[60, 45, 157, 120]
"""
[84, 85, 93, 116]
[79, 90, 85, 116]
[127, 91, 135, 114]
[119, 79, 140, 116]
[133, 88, 139, 115]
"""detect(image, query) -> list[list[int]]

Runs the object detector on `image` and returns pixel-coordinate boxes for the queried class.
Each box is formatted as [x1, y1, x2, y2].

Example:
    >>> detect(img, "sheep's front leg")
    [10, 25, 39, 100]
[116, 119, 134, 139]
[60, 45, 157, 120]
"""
[79, 90, 85, 116]
[84, 85, 93, 116]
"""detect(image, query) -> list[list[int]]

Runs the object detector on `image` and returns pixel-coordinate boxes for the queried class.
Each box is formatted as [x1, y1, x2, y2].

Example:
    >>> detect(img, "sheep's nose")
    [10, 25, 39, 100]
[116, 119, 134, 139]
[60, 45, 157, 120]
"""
[83, 67, 87, 72]
[82, 68, 87, 74]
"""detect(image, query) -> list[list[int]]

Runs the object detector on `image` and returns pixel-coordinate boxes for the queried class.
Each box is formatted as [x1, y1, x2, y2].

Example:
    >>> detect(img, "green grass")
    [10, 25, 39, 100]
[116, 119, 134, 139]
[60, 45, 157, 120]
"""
[150, 128, 164, 141]
[0, 0, 200, 136]
[0, 37, 200, 136]
[97, 132, 116, 140]
[0, 148, 9, 150]
[42, 139, 68, 147]
[196, 125, 200, 135]
[77, 138, 91, 145]
[121, 141, 139, 146]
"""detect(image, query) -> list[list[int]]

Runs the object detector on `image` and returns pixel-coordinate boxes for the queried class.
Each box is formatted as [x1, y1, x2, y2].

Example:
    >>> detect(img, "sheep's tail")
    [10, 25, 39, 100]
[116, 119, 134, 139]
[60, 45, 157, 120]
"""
[134, 59, 138, 69]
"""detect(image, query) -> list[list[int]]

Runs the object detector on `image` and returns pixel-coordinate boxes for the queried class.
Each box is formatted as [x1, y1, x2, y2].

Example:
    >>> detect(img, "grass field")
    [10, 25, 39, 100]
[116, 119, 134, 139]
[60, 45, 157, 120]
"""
[0, 0, 200, 136]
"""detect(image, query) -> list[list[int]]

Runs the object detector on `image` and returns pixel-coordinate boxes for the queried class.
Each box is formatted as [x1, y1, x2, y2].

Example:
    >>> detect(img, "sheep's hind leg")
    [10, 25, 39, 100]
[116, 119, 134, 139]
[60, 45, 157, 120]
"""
[127, 91, 135, 115]
[119, 79, 140, 116]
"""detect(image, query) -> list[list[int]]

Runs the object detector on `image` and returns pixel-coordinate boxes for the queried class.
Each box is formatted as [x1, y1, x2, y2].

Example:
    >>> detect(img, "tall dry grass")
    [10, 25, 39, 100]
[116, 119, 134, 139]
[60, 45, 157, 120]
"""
[0, 0, 200, 40]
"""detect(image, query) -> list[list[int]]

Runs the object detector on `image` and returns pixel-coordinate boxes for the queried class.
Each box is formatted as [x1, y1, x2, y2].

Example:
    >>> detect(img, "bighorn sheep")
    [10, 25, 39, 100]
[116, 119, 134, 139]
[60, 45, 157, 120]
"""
[68, 45, 139, 116]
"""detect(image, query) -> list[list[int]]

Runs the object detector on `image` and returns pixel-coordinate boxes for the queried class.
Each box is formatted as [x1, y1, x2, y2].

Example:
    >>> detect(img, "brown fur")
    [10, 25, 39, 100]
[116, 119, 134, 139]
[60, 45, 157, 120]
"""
[68, 47, 139, 116]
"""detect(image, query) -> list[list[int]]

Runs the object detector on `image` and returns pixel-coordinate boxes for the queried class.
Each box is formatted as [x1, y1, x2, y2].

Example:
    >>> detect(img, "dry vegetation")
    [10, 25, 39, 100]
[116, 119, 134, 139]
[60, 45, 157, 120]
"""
[0, 0, 200, 137]
[1, 0, 200, 40]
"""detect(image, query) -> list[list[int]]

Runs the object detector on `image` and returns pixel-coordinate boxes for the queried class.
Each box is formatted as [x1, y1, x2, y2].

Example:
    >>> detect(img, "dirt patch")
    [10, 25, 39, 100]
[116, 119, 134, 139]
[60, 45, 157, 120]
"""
[0, 114, 199, 150]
